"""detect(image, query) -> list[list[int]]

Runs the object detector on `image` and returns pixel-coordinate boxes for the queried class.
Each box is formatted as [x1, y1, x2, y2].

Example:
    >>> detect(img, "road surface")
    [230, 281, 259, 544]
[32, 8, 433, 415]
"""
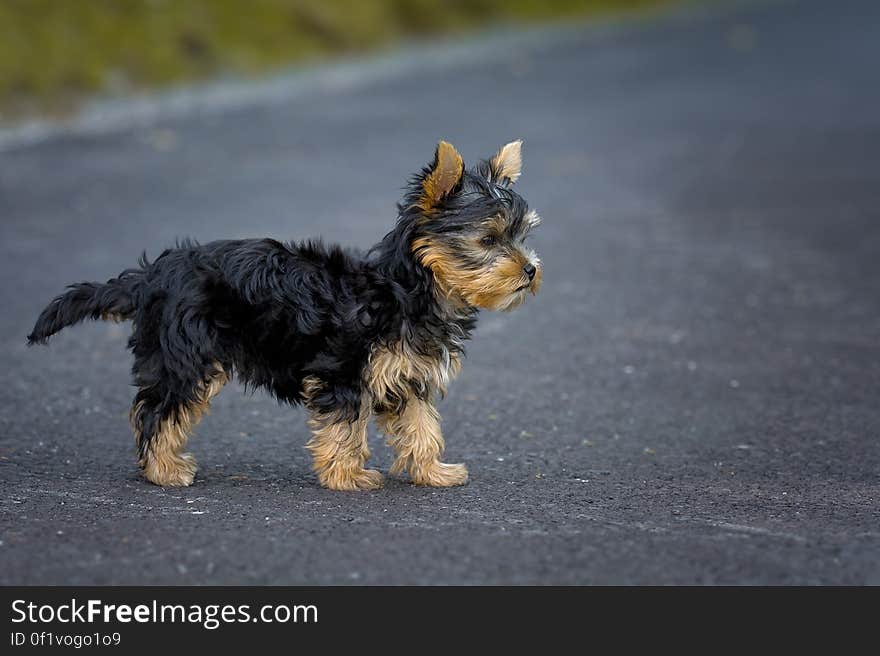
[1, 0, 878, 584]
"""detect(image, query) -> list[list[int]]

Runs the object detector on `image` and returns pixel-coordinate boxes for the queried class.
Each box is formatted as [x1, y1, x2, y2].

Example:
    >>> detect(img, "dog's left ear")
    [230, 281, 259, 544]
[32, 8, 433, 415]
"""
[489, 139, 523, 184]
[421, 140, 464, 209]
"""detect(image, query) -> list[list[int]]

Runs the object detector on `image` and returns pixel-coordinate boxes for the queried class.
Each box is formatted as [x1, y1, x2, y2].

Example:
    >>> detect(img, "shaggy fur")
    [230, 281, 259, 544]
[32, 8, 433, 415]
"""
[28, 140, 542, 489]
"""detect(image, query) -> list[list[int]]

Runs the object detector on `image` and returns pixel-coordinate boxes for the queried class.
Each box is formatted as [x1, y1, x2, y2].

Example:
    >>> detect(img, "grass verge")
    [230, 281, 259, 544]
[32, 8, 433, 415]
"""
[0, 0, 673, 118]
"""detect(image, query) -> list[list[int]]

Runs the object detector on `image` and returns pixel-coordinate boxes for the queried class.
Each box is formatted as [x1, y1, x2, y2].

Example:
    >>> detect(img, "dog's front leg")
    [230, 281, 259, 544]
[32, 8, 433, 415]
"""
[378, 398, 468, 487]
[305, 392, 384, 491]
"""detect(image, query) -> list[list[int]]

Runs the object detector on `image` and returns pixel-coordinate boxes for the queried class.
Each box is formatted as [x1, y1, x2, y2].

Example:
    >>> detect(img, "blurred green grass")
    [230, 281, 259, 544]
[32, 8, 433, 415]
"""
[0, 0, 672, 118]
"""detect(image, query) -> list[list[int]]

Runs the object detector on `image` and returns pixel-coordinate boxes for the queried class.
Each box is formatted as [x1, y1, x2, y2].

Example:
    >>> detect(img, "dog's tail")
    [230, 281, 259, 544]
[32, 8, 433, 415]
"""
[28, 274, 140, 345]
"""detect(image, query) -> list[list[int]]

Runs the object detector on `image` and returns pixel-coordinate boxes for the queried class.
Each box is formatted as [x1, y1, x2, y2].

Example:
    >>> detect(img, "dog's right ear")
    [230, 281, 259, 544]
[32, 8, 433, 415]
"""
[489, 139, 523, 184]
[420, 140, 464, 210]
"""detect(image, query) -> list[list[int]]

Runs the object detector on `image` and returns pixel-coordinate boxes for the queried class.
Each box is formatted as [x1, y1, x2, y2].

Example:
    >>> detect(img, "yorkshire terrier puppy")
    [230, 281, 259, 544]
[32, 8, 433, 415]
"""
[28, 140, 542, 489]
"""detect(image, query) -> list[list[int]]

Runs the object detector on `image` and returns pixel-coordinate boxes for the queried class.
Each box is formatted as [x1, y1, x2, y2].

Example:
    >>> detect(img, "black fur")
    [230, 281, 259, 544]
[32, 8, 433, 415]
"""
[28, 146, 535, 469]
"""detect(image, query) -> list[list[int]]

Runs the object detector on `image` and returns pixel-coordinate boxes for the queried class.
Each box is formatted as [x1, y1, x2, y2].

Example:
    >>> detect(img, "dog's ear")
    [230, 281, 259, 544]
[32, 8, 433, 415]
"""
[489, 139, 523, 184]
[421, 140, 464, 209]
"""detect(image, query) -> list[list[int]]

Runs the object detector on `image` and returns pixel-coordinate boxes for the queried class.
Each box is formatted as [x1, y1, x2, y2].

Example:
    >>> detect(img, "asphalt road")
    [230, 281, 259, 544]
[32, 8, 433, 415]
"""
[1, 0, 878, 585]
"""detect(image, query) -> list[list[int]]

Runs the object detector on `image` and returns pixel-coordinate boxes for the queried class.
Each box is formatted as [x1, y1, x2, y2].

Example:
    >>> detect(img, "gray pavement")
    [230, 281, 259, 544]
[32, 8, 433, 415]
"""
[1, 0, 878, 585]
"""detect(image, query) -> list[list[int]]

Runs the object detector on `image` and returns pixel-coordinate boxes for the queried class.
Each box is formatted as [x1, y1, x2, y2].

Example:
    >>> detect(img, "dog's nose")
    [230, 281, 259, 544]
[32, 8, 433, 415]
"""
[523, 263, 536, 281]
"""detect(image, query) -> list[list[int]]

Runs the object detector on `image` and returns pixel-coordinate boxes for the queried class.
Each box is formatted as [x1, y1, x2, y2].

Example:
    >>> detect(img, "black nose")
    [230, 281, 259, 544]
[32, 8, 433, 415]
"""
[523, 263, 536, 281]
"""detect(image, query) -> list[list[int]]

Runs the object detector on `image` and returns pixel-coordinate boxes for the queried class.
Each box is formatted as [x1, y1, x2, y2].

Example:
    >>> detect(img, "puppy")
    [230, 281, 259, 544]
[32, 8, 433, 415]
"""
[29, 140, 542, 489]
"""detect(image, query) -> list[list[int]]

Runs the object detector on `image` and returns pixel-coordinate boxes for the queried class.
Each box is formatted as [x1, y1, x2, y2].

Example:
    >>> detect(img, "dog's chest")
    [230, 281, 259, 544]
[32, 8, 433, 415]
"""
[367, 340, 461, 407]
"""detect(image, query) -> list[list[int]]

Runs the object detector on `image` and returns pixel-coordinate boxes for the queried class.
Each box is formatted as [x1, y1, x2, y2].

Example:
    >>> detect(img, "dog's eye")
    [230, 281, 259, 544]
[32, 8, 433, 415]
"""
[480, 235, 497, 248]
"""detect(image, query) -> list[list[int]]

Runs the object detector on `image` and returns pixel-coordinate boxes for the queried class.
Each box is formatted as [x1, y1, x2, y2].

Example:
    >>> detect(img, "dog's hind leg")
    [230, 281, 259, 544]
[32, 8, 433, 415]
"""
[131, 364, 228, 487]
[302, 378, 383, 491]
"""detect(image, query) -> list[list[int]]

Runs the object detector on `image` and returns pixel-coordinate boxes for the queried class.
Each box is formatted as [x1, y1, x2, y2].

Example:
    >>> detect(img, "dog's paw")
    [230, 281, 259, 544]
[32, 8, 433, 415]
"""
[143, 452, 197, 487]
[411, 462, 468, 487]
[352, 468, 385, 490]
[320, 467, 385, 491]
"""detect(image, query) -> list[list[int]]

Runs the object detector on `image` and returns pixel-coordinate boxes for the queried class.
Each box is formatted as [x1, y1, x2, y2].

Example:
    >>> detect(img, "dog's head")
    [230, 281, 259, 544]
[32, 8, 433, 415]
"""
[405, 140, 542, 311]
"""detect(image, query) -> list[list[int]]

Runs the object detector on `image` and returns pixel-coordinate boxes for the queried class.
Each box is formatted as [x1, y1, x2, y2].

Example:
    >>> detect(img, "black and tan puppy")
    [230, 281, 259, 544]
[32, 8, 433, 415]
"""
[28, 140, 542, 489]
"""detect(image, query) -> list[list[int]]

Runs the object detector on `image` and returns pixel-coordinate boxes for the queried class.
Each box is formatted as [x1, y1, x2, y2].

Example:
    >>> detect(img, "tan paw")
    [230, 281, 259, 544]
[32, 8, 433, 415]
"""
[411, 462, 469, 487]
[143, 452, 197, 487]
[319, 467, 385, 491]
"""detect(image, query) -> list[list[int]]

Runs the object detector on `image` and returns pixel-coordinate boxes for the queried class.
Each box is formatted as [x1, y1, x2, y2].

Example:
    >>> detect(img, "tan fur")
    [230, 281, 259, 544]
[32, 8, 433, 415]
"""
[490, 140, 523, 183]
[421, 141, 464, 210]
[140, 416, 198, 487]
[135, 364, 228, 487]
[368, 341, 460, 404]
[411, 236, 537, 311]
[298, 344, 468, 488]
[302, 377, 383, 490]
[367, 342, 466, 486]
[377, 398, 468, 487]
